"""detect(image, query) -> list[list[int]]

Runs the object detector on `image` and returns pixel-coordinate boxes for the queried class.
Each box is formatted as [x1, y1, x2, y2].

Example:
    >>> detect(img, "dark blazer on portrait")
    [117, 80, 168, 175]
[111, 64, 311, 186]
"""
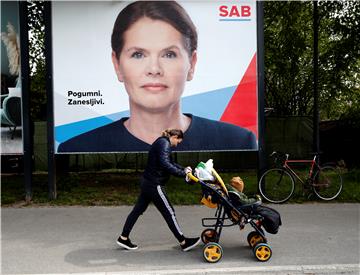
[57, 114, 257, 153]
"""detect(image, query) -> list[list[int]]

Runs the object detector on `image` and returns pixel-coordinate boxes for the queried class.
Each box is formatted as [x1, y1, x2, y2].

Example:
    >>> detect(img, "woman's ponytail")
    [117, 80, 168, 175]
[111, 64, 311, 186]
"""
[161, 129, 184, 139]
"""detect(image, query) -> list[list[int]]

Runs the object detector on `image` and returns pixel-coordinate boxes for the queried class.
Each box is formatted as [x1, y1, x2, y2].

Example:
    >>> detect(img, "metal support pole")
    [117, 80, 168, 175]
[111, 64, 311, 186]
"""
[19, 1, 33, 202]
[257, 1, 266, 177]
[44, 2, 57, 199]
[313, 0, 320, 156]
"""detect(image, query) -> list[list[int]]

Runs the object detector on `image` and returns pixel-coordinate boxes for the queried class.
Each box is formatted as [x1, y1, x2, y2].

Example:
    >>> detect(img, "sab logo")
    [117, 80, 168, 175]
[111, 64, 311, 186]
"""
[219, 5, 251, 18]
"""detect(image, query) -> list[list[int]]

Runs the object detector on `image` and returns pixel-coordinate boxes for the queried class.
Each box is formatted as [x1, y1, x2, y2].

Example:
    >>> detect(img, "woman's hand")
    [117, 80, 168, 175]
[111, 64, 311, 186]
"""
[184, 166, 193, 182]
[184, 166, 192, 174]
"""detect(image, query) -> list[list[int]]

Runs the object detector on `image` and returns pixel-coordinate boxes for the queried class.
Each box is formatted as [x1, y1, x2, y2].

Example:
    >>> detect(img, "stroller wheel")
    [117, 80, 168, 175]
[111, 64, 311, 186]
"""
[201, 229, 217, 244]
[253, 243, 272, 262]
[247, 231, 266, 248]
[203, 242, 223, 263]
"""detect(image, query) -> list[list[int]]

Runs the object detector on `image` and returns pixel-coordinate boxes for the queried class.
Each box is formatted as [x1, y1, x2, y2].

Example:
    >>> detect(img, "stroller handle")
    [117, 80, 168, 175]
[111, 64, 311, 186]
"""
[187, 173, 199, 182]
[186, 172, 228, 196]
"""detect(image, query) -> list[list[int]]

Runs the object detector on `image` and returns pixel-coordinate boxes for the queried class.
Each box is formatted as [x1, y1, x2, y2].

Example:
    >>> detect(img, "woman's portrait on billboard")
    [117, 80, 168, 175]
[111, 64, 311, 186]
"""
[58, 1, 257, 153]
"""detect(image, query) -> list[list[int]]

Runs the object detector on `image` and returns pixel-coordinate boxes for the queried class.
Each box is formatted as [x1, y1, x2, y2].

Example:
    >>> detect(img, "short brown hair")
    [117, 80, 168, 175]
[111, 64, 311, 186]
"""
[111, 1, 198, 59]
[161, 129, 184, 139]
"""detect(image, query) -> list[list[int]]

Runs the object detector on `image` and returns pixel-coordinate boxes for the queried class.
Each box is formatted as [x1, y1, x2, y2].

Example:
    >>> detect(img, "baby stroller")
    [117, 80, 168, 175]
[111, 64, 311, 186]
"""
[187, 163, 281, 263]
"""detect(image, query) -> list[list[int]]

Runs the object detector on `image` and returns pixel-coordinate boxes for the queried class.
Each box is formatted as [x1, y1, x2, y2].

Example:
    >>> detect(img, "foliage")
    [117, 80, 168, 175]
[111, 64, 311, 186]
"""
[264, 1, 360, 120]
[264, 1, 313, 116]
[317, 1, 360, 120]
[27, 0, 46, 121]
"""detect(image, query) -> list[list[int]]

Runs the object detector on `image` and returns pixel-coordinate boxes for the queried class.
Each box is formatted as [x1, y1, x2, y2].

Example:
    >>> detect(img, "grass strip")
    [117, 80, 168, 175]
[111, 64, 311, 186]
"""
[1, 169, 359, 207]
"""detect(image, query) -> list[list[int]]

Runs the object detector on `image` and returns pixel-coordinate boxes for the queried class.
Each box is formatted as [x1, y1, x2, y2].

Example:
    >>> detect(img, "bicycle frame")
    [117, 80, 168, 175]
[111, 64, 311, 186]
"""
[282, 154, 319, 185]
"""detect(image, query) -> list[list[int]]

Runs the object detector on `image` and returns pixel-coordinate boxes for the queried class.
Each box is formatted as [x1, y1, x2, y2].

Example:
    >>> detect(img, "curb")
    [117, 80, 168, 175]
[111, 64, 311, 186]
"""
[111, 264, 359, 275]
[14, 264, 360, 275]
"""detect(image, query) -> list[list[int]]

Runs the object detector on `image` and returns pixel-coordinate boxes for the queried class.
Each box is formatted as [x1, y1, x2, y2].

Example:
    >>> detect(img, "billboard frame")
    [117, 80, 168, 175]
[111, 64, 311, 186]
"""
[44, 1, 57, 199]
[43, 1, 266, 196]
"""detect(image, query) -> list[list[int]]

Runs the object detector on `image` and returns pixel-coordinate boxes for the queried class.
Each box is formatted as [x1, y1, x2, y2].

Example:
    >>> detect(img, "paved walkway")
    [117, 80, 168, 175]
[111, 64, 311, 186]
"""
[1, 203, 359, 274]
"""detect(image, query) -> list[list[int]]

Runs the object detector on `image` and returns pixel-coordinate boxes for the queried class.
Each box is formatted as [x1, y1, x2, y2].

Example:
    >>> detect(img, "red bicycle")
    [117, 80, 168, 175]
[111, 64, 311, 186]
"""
[258, 152, 343, 203]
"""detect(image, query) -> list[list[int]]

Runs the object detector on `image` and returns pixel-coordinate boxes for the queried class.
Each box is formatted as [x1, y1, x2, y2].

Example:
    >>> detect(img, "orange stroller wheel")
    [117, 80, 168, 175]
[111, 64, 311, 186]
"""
[203, 242, 223, 263]
[201, 229, 217, 244]
[253, 243, 272, 262]
[247, 231, 266, 248]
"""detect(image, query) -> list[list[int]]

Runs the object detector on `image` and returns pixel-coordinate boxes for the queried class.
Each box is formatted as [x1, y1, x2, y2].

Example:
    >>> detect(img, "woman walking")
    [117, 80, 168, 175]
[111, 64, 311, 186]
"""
[117, 129, 201, 251]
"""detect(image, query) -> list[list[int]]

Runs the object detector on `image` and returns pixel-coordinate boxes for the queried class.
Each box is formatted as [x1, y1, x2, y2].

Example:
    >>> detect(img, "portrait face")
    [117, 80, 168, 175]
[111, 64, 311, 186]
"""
[112, 17, 197, 113]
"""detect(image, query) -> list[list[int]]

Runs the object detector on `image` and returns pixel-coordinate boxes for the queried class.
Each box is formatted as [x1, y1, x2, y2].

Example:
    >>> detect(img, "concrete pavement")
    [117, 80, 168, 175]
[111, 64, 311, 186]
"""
[1, 203, 359, 274]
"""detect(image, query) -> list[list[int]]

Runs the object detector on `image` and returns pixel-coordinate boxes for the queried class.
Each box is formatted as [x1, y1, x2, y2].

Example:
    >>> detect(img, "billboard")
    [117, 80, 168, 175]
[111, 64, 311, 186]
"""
[1, 1, 23, 155]
[51, 1, 259, 153]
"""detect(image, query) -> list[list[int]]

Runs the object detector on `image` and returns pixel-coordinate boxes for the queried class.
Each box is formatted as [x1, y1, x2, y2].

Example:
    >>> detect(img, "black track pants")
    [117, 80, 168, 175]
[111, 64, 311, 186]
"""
[121, 183, 185, 243]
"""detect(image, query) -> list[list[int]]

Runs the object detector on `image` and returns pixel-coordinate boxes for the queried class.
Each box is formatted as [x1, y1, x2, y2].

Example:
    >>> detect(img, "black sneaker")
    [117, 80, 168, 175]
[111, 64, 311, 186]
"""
[181, 237, 201, 252]
[116, 236, 138, 250]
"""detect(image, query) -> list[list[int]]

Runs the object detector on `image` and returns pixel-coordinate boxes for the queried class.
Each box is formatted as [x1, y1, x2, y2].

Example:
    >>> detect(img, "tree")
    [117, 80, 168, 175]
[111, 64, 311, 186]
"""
[264, 1, 360, 121]
[317, 1, 360, 120]
[264, 1, 313, 117]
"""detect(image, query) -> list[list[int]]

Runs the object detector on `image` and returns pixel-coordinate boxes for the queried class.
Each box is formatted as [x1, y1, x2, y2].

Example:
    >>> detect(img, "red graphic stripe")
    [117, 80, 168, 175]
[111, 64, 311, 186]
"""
[220, 53, 257, 138]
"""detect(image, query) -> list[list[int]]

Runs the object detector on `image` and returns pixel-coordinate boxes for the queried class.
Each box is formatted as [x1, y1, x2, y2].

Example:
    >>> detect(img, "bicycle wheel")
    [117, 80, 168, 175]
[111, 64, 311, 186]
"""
[259, 168, 295, 203]
[312, 166, 343, 200]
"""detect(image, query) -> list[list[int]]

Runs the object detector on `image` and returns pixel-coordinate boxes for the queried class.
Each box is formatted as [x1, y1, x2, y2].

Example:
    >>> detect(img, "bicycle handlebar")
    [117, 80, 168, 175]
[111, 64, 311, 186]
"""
[270, 151, 289, 161]
[270, 151, 277, 157]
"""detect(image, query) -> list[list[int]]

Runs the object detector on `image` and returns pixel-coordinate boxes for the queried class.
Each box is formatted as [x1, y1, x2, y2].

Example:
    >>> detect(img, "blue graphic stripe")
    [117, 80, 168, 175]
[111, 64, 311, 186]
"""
[55, 110, 129, 143]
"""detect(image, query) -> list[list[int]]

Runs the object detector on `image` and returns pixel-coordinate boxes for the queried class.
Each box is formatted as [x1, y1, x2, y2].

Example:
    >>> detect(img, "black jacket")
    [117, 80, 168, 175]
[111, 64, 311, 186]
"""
[142, 136, 185, 186]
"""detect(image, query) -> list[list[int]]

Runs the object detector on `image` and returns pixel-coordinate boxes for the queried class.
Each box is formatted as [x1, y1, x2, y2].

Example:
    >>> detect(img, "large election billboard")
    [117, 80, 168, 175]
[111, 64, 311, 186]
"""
[51, 1, 259, 153]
